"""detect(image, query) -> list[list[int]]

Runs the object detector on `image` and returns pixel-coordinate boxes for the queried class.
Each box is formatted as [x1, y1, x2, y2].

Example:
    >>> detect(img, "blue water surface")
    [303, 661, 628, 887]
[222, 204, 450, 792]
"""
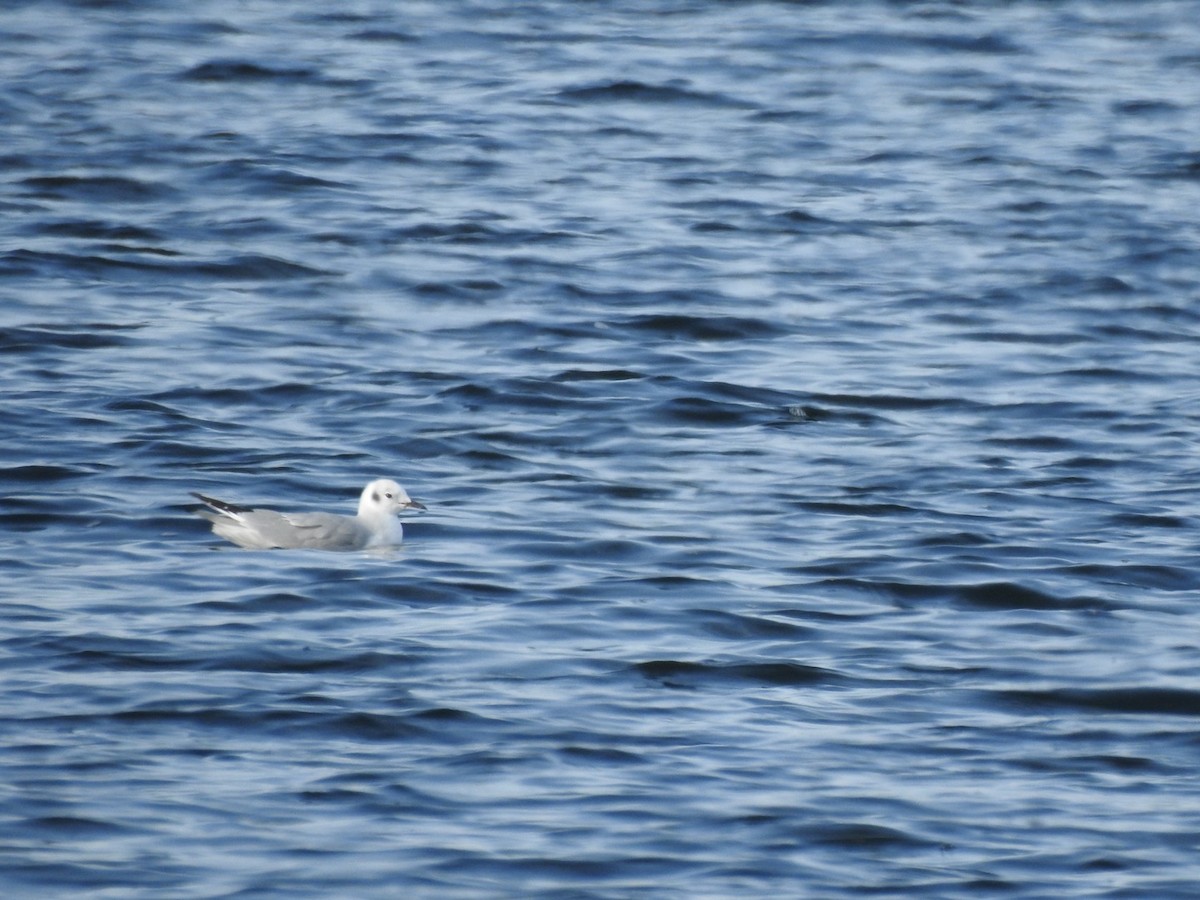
[2, 1, 1200, 897]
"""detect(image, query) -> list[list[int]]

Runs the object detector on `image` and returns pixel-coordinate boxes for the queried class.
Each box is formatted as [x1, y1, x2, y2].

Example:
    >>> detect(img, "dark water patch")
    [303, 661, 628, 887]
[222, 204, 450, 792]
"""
[0, 600, 57, 624]
[32, 219, 164, 242]
[798, 566, 1093, 615]
[570, 538, 658, 563]
[554, 368, 643, 383]
[297, 11, 379, 27]
[611, 313, 786, 342]
[1017, 753, 1162, 776]
[1112, 99, 1181, 117]
[410, 707, 488, 725]
[460, 446, 523, 468]
[1057, 366, 1165, 383]
[691, 220, 739, 233]
[18, 175, 175, 203]
[295, 786, 378, 806]
[650, 395, 769, 428]
[367, 579, 507, 605]
[0, 509, 58, 532]
[1052, 455, 1123, 471]
[556, 744, 643, 763]
[796, 578, 937, 606]
[317, 711, 429, 741]
[0, 249, 150, 279]
[19, 704, 420, 749]
[0, 248, 331, 282]
[78, 706, 433, 742]
[804, 821, 935, 850]
[962, 329, 1088, 347]
[351, 29, 418, 44]
[0, 464, 90, 484]
[148, 381, 326, 407]
[193, 591, 317, 613]
[1144, 150, 1200, 180]
[19, 815, 134, 838]
[394, 221, 507, 243]
[767, 209, 862, 235]
[654, 376, 797, 408]
[952, 582, 1111, 612]
[634, 659, 838, 689]
[20, 634, 179, 672]
[181, 59, 319, 83]
[94, 242, 181, 258]
[985, 434, 1083, 452]
[0, 323, 138, 352]
[856, 28, 1024, 56]
[103, 397, 196, 422]
[998, 687, 1200, 717]
[912, 531, 994, 548]
[796, 500, 922, 519]
[1058, 274, 1136, 296]
[412, 279, 508, 299]
[183, 254, 336, 281]
[1104, 511, 1190, 532]
[198, 160, 349, 192]
[812, 392, 976, 413]
[115, 439, 232, 463]
[559, 79, 751, 109]
[435, 379, 583, 415]
[393, 220, 576, 248]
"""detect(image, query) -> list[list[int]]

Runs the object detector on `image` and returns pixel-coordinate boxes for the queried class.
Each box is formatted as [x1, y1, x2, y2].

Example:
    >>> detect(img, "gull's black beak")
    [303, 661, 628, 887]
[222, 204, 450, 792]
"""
[405, 499, 427, 511]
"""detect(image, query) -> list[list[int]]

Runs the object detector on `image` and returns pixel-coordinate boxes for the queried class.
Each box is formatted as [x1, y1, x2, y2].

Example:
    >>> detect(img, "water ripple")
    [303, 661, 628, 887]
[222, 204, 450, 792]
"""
[2, 1, 1199, 898]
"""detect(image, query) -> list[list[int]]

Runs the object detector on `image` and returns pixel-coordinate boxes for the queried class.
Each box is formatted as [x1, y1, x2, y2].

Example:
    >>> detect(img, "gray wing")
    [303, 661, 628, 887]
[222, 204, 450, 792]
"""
[248, 511, 370, 550]
[194, 492, 370, 550]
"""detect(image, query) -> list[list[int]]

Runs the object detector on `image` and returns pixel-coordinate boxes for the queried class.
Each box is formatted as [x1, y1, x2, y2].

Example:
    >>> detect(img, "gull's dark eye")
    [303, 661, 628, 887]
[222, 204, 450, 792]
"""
[385, 492, 393, 499]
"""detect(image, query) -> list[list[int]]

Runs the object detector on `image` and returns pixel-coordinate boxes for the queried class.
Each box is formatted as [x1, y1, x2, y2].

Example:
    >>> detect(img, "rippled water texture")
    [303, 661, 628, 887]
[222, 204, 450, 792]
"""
[2, 1, 1200, 897]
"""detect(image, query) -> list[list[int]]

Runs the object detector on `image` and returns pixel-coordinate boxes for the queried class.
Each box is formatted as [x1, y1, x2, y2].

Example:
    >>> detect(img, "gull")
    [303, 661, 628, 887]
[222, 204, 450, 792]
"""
[192, 478, 425, 550]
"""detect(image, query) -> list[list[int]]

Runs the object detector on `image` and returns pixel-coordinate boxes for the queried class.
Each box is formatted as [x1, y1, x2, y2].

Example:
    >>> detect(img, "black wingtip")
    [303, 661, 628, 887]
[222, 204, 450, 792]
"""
[191, 492, 251, 515]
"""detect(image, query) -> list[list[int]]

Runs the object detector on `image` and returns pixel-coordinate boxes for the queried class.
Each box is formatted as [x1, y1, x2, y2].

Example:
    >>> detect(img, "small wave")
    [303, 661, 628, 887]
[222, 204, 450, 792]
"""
[0, 324, 137, 352]
[198, 160, 349, 192]
[633, 658, 838, 688]
[181, 60, 318, 83]
[554, 368, 642, 383]
[649, 395, 769, 428]
[0, 249, 331, 282]
[35, 220, 163, 241]
[187, 254, 335, 281]
[558, 79, 751, 108]
[688, 609, 816, 641]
